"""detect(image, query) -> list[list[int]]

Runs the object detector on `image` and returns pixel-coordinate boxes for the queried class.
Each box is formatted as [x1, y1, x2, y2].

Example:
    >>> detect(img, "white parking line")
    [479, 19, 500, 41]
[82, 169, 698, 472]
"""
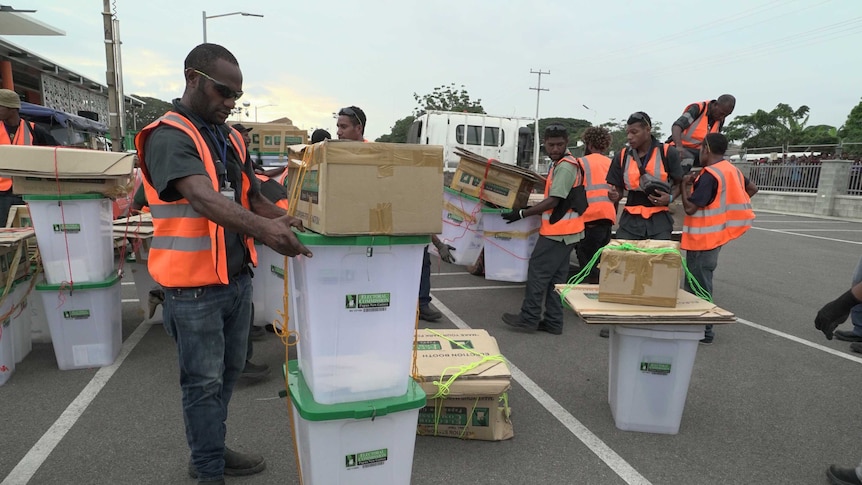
[1, 321, 154, 485]
[752, 229, 862, 232]
[433, 285, 525, 292]
[431, 294, 652, 485]
[750, 227, 862, 245]
[737, 318, 862, 365]
[431, 272, 470, 276]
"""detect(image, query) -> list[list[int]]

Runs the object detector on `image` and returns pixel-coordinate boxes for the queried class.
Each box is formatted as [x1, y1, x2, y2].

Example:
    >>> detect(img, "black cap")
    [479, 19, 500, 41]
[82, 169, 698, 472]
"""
[232, 123, 253, 133]
[311, 129, 332, 144]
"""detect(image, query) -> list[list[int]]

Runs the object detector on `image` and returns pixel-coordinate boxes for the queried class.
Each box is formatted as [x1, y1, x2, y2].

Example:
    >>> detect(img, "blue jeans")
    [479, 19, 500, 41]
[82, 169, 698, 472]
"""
[419, 245, 431, 308]
[163, 272, 252, 482]
[851, 257, 862, 335]
[684, 246, 722, 340]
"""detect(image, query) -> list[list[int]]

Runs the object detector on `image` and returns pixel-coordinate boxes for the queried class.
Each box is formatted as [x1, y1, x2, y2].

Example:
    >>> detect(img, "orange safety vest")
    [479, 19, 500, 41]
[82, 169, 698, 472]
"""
[255, 173, 289, 211]
[134, 111, 258, 287]
[579, 153, 615, 224]
[0, 120, 35, 191]
[681, 160, 754, 251]
[540, 154, 586, 237]
[620, 144, 671, 218]
[679, 101, 721, 150]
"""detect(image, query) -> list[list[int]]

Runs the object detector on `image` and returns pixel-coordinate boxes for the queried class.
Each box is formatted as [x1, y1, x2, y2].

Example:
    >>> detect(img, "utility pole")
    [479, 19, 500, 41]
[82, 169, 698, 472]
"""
[530, 69, 550, 172]
[102, 1, 124, 151]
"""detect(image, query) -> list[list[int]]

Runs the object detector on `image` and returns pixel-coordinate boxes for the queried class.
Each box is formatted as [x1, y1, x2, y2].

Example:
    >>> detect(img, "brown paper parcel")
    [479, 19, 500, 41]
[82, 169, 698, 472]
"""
[448, 147, 543, 210]
[292, 140, 444, 235]
[598, 239, 683, 308]
[414, 328, 513, 441]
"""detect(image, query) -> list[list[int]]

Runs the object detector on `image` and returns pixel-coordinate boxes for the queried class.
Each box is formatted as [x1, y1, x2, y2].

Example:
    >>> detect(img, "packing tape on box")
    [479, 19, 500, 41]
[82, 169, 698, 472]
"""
[601, 250, 681, 296]
[369, 203, 393, 233]
[306, 142, 443, 172]
[482, 228, 539, 240]
[443, 201, 479, 224]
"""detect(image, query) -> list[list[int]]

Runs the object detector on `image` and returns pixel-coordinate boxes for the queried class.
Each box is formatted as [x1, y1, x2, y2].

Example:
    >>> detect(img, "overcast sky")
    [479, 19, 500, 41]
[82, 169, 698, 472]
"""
[9, 0, 862, 140]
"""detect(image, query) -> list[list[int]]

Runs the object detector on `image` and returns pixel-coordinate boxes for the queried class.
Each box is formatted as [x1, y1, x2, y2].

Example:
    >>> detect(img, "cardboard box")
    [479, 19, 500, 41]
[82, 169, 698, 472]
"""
[598, 240, 683, 308]
[291, 141, 444, 235]
[0, 243, 29, 286]
[449, 148, 543, 210]
[0, 145, 135, 198]
[414, 328, 513, 441]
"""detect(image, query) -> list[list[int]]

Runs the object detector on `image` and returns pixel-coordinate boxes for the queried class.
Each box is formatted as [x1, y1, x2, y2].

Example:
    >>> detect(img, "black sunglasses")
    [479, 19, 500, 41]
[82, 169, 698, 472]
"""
[628, 112, 651, 127]
[338, 107, 363, 126]
[544, 124, 568, 137]
[192, 69, 243, 101]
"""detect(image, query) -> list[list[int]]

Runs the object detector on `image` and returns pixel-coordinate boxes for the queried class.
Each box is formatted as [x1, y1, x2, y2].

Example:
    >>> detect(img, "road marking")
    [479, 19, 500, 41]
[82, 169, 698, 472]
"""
[755, 220, 849, 224]
[432, 294, 652, 485]
[122, 298, 139, 303]
[750, 227, 862, 245]
[431, 272, 470, 276]
[754, 229, 862, 232]
[737, 318, 862, 365]
[433, 285, 525, 292]
[1, 321, 153, 485]
[121, 281, 134, 286]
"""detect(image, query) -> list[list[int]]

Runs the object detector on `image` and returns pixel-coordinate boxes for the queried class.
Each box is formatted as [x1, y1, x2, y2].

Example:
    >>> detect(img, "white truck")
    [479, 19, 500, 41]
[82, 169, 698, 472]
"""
[406, 110, 536, 172]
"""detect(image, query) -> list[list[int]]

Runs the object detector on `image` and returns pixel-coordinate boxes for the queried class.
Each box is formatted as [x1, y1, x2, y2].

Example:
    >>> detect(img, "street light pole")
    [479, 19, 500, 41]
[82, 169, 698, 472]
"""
[255, 104, 276, 122]
[202, 11, 264, 43]
[529, 69, 550, 173]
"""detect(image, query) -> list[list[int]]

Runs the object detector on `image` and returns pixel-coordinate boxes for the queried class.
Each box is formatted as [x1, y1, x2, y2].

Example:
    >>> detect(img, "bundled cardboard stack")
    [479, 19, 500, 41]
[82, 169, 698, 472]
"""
[414, 328, 513, 441]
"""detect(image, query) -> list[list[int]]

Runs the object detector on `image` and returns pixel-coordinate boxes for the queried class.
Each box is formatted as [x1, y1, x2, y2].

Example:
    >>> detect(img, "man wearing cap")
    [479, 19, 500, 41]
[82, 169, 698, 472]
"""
[231, 123, 259, 171]
[0, 88, 58, 224]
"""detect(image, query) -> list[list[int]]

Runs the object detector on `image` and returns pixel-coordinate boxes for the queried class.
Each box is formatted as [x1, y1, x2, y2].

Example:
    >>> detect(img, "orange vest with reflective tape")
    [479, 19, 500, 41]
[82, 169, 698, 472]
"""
[679, 101, 721, 150]
[134, 111, 258, 287]
[540, 154, 585, 237]
[579, 153, 615, 224]
[0, 120, 36, 191]
[681, 160, 754, 251]
[621, 144, 671, 218]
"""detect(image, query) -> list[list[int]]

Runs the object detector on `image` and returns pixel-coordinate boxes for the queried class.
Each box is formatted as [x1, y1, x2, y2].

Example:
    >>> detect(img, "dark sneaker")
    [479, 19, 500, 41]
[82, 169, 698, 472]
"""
[699, 337, 714, 345]
[198, 480, 225, 485]
[189, 447, 266, 478]
[537, 321, 562, 335]
[241, 360, 270, 380]
[249, 325, 267, 341]
[834, 330, 862, 342]
[501, 312, 536, 331]
[599, 328, 609, 338]
[826, 464, 862, 485]
[419, 305, 442, 322]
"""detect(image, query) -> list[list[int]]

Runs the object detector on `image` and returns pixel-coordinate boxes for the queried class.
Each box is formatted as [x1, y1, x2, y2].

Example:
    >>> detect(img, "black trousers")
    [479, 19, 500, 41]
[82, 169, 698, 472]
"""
[576, 222, 612, 284]
[0, 191, 24, 227]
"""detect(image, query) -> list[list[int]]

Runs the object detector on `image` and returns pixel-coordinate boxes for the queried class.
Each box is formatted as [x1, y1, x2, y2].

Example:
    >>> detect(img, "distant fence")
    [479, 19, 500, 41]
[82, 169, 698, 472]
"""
[749, 163, 821, 193]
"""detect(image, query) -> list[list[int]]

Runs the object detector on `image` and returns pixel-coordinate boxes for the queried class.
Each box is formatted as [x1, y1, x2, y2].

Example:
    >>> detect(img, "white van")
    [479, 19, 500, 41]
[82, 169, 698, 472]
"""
[406, 110, 535, 172]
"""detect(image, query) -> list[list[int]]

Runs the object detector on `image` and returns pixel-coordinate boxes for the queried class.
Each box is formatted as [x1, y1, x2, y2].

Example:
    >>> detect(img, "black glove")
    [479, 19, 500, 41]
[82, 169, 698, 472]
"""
[433, 240, 456, 263]
[501, 209, 524, 224]
[815, 290, 862, 340]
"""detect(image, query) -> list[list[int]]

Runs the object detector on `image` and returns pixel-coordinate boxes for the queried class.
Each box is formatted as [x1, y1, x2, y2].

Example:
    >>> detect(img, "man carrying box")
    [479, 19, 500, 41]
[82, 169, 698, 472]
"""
[680, 133, 757, 344]
[0, 89, 58, 225]
[499, 124, 586, 335]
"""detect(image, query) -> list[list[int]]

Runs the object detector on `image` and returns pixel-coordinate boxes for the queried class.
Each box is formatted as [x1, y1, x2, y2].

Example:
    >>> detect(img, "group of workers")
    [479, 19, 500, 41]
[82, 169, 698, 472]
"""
[501, 95, 756, 344]
[2, 39, 860, 484]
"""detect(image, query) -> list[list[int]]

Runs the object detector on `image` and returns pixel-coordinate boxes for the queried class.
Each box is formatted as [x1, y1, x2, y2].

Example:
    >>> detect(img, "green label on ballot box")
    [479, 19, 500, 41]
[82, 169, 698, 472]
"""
[640, 362, 671, 375]
[53, 223, 81, 233]
[345, 293, 390, 311]
[63, 309, 91, 320]
[345, 448, 388, 469]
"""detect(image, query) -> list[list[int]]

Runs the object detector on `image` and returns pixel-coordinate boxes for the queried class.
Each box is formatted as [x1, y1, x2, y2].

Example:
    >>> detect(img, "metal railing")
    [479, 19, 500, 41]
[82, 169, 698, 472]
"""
[748, 163, 821, 193]
[849, 164, 862, 196]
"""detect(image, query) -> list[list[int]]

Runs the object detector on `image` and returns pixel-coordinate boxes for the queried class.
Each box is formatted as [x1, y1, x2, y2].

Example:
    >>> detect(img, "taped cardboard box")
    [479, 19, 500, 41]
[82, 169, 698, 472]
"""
[449, 148, 543, 210]
[414, 328, 513, 441]
[291, 141, 444, 235]
[598, 240, 682, 308]
[0, 145, 135, 197]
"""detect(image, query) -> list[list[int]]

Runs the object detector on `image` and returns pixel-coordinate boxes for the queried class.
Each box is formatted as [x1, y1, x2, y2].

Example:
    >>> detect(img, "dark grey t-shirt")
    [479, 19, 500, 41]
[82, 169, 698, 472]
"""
[143, 99, 260, 282]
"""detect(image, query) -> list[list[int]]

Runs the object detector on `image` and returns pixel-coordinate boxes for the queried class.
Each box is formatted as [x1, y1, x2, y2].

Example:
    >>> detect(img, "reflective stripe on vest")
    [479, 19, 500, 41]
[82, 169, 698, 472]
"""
[540, 154, 585, 237]
[681, 160, 754, 251]
[621, 144, 670, 217]
[134, 111, 258, 287]
[680, 101, 720, 149]
[579, 153, 616, 224]
[0, 120, 35, 191]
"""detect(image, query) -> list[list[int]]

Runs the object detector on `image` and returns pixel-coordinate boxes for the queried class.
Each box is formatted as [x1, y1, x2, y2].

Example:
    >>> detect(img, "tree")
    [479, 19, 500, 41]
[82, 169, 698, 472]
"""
[526, 117, 592, 153]
[125, 95, 172, 132]
[413, 83, 485, 116]
[375, 115, 415, 143]
[839, 98, 862, 155]
[723, 103, 828, 149]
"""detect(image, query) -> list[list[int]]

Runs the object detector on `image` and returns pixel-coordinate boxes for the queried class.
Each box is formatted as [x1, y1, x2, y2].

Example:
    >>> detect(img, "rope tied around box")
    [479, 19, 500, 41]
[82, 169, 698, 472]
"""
[420, 328, 509, 439]
[557, 242, 713, 307]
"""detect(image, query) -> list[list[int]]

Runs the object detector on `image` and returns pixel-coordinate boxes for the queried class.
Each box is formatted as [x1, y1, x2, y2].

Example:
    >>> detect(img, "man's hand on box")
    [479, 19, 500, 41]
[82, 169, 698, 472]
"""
[501, 209, 523, 224]
[266, 216, 312, 257]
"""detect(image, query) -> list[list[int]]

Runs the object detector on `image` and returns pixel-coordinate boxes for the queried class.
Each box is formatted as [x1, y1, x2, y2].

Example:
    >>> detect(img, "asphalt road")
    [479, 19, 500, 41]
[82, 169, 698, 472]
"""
[1, 211, 860, 485]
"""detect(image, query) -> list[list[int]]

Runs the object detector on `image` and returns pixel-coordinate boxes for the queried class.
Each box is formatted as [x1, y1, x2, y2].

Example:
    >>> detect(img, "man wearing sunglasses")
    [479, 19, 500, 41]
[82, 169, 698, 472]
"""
[135, 43, 312, 485]
[669, 95, 736, 170]
[500, 124, 586, 335]
[336, 105, 367, 141]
